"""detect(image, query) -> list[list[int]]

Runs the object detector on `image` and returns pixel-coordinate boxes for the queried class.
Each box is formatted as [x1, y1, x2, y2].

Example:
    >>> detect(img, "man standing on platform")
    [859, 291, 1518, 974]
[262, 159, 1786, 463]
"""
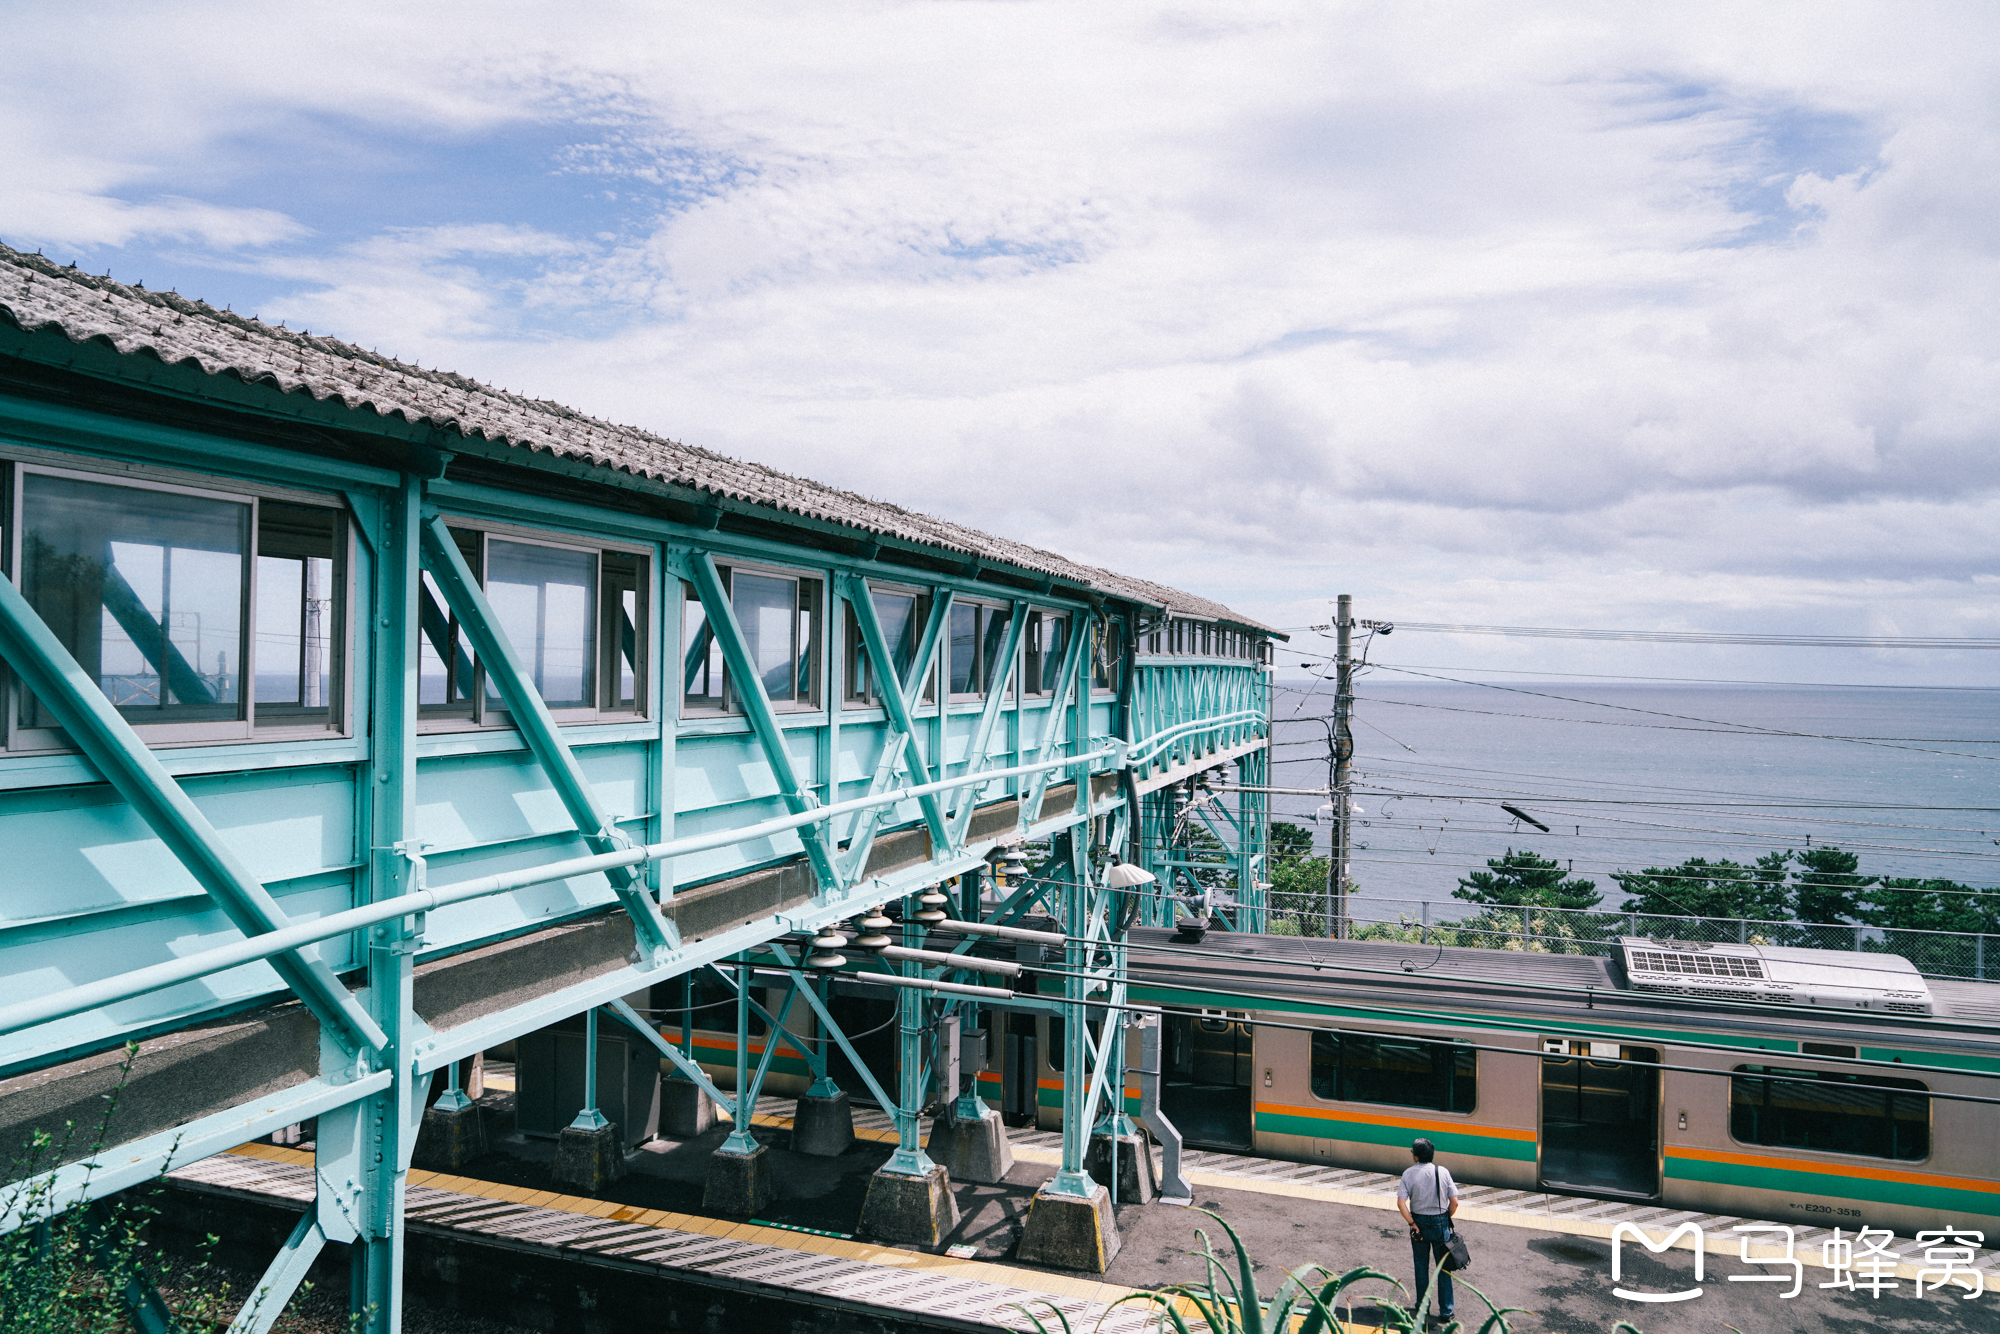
[1396, 1137, 1460, 1326]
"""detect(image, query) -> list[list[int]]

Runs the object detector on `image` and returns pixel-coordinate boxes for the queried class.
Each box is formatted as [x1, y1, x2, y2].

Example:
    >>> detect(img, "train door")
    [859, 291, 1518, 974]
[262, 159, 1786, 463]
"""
[1539, 1038, 1660, 1199]
[1162, 1012, 1255, 1149]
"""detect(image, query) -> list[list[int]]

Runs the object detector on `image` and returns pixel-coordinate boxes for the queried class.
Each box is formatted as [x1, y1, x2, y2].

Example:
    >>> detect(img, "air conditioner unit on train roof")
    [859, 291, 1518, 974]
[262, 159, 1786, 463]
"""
[1617, 937, 1933, 1016]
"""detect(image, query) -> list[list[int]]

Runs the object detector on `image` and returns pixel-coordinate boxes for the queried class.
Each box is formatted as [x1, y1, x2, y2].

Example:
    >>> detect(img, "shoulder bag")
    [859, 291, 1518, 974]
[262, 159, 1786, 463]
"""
[1435, 1164, 1473, 1272]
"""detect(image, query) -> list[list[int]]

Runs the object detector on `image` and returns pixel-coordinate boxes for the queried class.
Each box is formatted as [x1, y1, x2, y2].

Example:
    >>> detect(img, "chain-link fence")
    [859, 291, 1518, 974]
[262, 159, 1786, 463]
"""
[1260, 897, 1997, 981]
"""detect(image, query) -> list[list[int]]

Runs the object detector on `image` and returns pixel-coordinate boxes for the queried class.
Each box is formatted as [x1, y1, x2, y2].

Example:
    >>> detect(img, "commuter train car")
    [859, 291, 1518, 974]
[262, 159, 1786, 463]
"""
[1061, 929, 2000, 1239]
[644, 924, 1998, 1239]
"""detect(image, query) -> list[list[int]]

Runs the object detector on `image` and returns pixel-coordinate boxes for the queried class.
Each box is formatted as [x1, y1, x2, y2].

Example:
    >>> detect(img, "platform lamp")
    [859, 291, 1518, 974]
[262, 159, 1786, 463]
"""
[1102, 859, 1156, 936]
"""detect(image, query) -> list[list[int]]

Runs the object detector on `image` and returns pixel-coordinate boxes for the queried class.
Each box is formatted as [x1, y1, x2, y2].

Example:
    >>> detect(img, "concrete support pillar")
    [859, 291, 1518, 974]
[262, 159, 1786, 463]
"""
[552, 1120, 625, 1193]
[1015, 1180, 1120, 1272]
[1086, 1130, 1156, 1204]
[661, 1078, 716, 1138]
[859, 1163, 959, 1248]
[930, 1105, 1013, 1185]
[414, 1055, 486, 1171]
[792, 1089, 854, 1157]
[704, 1142, 772, 1215]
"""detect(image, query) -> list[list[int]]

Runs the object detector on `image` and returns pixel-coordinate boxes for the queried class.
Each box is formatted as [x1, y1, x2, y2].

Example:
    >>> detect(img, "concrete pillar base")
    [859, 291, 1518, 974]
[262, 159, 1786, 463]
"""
[859, 1164, 959, 1248]
[661, 1078, 715, 1138]
[413, 1101, 487, 1172]
[792, 1091, 854, 1157]
[930, 1107, 1014, 1184]
[703, 1143, 773, 1215]
[1016, 1181, 1121, 1272]
[1086, 1131, 1157, 1204]
[552, 1121, 625, 1193]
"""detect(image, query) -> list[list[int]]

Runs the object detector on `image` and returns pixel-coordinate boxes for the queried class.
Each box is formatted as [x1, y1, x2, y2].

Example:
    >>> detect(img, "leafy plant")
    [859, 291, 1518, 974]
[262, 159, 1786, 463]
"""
[998, 1208, 1548, 1334]
[0, 1042, 237, 1334]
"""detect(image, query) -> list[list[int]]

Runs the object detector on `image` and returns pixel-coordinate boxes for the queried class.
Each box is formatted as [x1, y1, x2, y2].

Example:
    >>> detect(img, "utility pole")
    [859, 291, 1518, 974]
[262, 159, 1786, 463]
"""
[1330, 594, 1354, 939]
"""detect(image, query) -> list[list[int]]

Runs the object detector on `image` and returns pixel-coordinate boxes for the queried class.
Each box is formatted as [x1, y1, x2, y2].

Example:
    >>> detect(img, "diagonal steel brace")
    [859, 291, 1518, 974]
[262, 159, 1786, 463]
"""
[685, 552, 842, 889]
[0, 574, 387, 1056]
[419, 516, 675, 959]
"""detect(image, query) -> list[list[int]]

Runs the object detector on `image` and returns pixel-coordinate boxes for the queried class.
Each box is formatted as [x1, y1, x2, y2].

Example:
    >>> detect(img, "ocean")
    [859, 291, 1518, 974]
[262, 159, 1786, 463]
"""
[1262, 677, 2000, 922]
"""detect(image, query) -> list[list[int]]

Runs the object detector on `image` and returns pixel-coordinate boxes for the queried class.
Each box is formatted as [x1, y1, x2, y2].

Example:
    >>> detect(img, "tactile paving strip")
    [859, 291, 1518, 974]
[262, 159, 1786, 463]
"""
[170, 1145, 1202, 1334]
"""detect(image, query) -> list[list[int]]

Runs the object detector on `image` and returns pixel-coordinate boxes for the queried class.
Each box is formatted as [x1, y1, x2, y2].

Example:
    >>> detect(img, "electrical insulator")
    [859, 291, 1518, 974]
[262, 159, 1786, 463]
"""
[852, 907, 893, 951]
[1000, 847, 1029, 883]
[912, 888, 949, 924]
[805, 927, 848, 971]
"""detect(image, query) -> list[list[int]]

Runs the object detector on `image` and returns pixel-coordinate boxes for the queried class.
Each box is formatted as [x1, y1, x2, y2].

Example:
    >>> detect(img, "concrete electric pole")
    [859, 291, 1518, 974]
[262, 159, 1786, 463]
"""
[1329, 594, 1354, 938]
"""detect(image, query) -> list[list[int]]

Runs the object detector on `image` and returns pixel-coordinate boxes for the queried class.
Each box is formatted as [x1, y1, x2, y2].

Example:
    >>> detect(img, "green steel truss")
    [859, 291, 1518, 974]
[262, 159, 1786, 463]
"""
[0, 427, 1272, 1331]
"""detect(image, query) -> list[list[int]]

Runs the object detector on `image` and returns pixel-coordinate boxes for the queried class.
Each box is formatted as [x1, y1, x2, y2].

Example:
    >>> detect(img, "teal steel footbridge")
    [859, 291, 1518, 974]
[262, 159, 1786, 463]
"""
[0, 243, 1279, 1330]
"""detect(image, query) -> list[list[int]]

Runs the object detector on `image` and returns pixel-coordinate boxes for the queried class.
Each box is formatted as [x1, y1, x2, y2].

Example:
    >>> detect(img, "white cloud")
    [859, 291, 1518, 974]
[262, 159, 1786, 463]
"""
[4, 1, 1999, 679]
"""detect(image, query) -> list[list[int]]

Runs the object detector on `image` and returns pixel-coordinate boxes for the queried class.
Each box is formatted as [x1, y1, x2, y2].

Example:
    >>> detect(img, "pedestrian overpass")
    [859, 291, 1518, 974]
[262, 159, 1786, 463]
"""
[0, 244, 1278, 1331]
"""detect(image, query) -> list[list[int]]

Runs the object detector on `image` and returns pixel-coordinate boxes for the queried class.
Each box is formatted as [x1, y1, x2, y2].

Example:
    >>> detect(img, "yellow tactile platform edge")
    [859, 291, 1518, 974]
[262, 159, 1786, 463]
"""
[223, 1142, 1196, 1319]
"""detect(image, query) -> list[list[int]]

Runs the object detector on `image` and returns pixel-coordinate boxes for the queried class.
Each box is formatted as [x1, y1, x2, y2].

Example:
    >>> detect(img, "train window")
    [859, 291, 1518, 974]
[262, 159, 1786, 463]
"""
[1045, 1016, 1103, 1072]
[1311, 1030, 1476, 1113]
[1730, 1065, 1928, 1162]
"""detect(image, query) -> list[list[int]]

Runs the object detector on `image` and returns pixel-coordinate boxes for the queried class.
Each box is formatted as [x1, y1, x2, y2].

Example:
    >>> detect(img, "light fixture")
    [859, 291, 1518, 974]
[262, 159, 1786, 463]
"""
[1103, 863, 1157, 889]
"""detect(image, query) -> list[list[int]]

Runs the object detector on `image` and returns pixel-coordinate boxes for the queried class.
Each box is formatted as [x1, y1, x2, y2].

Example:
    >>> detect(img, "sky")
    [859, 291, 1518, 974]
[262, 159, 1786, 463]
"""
[4, 1, 1999, 686]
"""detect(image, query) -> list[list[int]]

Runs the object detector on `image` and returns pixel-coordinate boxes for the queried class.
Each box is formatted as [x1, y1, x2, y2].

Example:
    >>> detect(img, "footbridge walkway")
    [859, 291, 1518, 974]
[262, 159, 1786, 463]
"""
[0, 245, 1278, 1332]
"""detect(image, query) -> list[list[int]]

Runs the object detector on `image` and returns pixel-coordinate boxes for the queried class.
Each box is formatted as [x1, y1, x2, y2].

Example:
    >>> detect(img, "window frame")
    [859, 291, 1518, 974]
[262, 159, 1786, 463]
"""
[1728, 1063, 1931, 1163]
[1091, 617, 1124, 694]
[681, 558, 825, 719]
[945, 598, 1014, 704]
[843, 579, 932, 712]
[1308, 1027, 1478, 1115]
[3, 457, 354, 751]
[1021, 607, 1071, 698]
[421, 515, 654, 732]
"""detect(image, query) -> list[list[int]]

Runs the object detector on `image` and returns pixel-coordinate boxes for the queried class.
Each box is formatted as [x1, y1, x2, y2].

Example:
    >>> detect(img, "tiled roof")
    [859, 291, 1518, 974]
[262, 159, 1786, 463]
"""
[0, 243, 1272, 632]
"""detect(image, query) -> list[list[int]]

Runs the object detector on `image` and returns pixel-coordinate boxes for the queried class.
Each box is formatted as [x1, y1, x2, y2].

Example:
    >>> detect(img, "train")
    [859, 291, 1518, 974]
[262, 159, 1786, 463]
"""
[642, 924, 2000, 1238]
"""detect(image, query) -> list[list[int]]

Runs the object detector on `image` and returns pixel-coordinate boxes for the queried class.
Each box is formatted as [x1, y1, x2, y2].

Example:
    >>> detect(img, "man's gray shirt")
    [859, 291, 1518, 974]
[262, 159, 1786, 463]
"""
[1398, 1163, 1460, 1216]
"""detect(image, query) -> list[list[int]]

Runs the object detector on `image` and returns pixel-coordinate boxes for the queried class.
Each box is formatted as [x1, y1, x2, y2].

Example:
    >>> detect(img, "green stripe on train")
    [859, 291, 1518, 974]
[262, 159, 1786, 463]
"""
[1256, 1110, 1536, 1162]
[1035, 1085, 1142, 1113]
[1667, 1156, 2000, 1218]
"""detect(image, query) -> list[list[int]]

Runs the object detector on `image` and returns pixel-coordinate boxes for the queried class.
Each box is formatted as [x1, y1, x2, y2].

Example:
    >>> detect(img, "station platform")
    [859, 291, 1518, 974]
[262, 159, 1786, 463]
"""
[163, 1074, 1994, 1332]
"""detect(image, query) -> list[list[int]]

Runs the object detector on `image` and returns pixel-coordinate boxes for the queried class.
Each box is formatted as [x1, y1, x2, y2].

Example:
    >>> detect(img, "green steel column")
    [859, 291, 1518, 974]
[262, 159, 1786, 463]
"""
[353, 472, 424, 1334]
[953, 874, 986, 1120]
[570, 1009, 609, 1131]
[806, 970, 840, 1099]
[720, 964, 757, 1154]
[884, 904, 935, 1176]
[1049, 833, 1094, 1197]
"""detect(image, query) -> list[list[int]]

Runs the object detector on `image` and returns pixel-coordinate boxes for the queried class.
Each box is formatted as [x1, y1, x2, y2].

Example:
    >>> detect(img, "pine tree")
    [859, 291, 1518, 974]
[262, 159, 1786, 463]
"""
[1455, 849, 1600, 911]
[1792, 845, 1871, 923]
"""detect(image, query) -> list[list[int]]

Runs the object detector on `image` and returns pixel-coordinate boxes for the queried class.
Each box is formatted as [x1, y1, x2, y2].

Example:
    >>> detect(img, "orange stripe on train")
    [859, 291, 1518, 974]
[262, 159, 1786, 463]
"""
[1253, 1101, 1536, 1141]
[1666, 1145, 2000, 1195]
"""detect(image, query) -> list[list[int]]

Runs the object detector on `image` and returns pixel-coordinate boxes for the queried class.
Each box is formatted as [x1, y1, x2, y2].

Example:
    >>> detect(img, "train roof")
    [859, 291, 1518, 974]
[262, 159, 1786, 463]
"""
[1124, 928, 2000, 1058]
